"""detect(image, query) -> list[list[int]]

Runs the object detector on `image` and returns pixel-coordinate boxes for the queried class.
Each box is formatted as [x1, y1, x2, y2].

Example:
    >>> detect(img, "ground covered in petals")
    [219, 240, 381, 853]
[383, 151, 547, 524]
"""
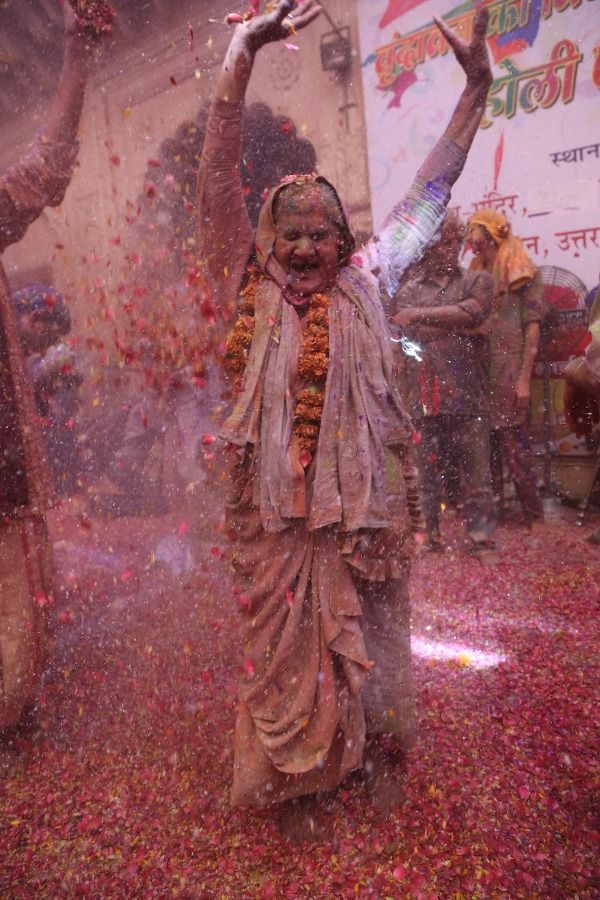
[1, 503, 599, 898]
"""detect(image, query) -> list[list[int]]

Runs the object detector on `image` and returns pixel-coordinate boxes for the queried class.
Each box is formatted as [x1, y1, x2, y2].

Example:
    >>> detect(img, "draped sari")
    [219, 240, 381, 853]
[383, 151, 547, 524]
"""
[197, 98, 467, 806]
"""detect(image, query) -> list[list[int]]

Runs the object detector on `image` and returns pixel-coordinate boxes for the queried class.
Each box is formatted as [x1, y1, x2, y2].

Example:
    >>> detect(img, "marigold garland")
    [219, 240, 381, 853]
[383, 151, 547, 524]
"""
[224, 267, 260, 398]
[224, 271, 330, 459]
[294, 292, 329, 457]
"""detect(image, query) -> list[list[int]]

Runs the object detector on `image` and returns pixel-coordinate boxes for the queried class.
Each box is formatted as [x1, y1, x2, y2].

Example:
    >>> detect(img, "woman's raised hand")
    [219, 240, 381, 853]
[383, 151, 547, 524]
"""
[433, 8, 492, 86]
[241, 0, 322, 51]
[217, 0, 321, 102]
[62, 0, 114, 43]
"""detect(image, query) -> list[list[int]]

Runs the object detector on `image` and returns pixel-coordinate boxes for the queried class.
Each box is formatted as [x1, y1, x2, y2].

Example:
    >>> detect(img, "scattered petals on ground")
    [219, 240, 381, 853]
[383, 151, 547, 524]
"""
[1, 508, 598, 898]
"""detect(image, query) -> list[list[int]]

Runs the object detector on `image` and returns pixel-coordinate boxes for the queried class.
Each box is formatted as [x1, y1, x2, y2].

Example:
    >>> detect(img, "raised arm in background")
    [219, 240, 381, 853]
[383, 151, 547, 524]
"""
[43, 3, 93, 144]
[0, 3, 99, 252]
[196, 0, 322, 310]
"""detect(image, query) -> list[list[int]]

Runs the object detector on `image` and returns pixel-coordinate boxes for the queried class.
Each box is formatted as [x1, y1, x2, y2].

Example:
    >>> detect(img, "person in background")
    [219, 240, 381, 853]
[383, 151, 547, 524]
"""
[0, 4, 104, 731]
[196, 0, 492, 840]
[101, 281, 220, 516]
[106, 363, 214, 515]
[391, 213, 496, 553]
[563, 287, 600, 543]
[13, 284, 83, 495]
[466, 210, 544, 528]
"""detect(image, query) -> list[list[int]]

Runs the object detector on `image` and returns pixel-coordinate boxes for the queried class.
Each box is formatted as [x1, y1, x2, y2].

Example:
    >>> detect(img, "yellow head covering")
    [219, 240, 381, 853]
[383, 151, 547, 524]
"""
[468, 209, 537, 294]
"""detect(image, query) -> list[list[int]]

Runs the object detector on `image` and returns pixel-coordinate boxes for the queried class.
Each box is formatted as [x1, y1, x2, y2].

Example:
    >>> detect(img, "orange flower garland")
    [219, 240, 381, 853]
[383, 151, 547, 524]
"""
[224, 267, 260, 398]
[294, 292, 329, 457]
[224, 273, 330, 459]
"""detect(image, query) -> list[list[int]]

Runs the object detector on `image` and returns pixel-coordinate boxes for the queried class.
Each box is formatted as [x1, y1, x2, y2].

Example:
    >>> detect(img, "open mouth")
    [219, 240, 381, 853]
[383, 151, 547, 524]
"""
[290, 261, 319, 276]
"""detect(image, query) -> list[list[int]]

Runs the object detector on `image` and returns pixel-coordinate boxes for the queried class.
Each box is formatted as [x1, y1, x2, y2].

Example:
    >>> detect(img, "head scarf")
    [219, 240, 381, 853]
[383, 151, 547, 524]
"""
[468, 209, 537, 294]
[255, 173, 355, 278]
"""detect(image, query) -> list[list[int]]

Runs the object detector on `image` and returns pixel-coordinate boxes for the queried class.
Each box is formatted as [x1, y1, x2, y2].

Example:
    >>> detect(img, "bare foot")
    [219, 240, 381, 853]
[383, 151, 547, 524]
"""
[363, 739, 407, 813]
[276, 796, 325, 844]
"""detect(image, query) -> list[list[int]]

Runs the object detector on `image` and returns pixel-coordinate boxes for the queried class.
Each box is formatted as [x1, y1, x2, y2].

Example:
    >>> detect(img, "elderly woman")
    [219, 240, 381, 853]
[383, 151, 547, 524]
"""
[197, 0, 492, 840]
[466, 210, 544, 527]
[0, 4, 103, 731]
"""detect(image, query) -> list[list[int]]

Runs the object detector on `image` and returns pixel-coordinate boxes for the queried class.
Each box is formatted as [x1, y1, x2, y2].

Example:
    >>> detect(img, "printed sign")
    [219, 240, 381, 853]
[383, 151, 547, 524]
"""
[358, 0, 600, 290]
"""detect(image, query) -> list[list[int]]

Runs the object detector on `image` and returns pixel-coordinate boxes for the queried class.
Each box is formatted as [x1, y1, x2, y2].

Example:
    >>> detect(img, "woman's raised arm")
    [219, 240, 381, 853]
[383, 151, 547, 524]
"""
[360, 9, 493, 299]
[216, 0, 321, 103]
[432, 10, 493, 154]
[0, 3, 104, 253]
[42, 3, 98, 145]
[197, 0, 322, 307]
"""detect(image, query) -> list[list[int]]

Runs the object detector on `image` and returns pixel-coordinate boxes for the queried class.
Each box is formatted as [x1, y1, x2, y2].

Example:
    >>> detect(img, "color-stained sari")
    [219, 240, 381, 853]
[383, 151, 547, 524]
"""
[197, 98, 467, 806]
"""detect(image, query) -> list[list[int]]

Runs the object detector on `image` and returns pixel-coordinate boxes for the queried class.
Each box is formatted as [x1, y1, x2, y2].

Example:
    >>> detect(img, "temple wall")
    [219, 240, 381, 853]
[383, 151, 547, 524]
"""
[1, 0, 372, 346]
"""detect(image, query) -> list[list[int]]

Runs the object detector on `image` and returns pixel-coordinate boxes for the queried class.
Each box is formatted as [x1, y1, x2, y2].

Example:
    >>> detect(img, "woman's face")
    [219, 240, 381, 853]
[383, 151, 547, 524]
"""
[272, 188, 341, 296]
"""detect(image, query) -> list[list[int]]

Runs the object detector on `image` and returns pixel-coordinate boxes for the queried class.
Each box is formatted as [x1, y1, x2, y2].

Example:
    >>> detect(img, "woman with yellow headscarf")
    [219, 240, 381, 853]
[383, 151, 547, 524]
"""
[466, 209, 543, 526]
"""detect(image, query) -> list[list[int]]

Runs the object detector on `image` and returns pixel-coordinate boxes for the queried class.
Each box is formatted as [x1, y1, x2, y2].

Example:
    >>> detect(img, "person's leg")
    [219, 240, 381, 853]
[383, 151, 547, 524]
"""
[358, 575, 415, 811]
[0, 518, 49, 731]
[457, 416, 497, 544]
[416, 417, 443, 545]
[489, 427, 504, 508]
[502, 425, 543, 525]
[440, 421, 461, 510]
[276, 796, 325, 843]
